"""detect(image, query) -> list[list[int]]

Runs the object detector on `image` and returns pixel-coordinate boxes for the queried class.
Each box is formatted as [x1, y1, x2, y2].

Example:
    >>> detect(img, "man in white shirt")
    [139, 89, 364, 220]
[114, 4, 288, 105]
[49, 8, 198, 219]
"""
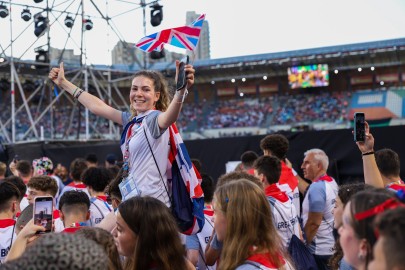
[301, 148, 338, 270]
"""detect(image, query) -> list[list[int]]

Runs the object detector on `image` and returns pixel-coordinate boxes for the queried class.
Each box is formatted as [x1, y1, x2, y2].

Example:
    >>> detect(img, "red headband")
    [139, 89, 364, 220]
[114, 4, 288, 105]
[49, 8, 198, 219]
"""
[354, 198, 405, 221]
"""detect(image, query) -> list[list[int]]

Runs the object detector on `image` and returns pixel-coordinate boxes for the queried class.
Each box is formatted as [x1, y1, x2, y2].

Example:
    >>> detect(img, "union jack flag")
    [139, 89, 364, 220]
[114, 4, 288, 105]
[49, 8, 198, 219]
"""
[136, 14, 205, 52]
[167, 123, 205, 235]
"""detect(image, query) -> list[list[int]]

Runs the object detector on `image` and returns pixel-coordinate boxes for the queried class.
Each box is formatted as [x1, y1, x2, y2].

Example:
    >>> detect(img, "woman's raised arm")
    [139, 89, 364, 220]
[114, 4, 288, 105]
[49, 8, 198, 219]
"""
[157, 61, 195, 129]
[49, 62, 123, 125]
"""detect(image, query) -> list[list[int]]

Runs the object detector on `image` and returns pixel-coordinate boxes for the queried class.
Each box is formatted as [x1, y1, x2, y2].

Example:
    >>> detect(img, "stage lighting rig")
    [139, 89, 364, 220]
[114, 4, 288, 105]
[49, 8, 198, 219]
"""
[34, 13, 48, 37]
[64, 15, 74, 28]
[150, 50, 165, 60]
[0, 2, 9, 18]
[21, 7, 32, 21]
[84, 18, 93, 31]
[150, 4, 163, 27]
[34, 46, 49, 64]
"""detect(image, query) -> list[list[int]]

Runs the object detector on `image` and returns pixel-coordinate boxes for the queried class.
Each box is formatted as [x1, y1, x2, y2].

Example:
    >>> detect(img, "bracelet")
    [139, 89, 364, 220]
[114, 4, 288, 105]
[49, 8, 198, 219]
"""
[72, 87, 79, 97]
[362, 151, 375, 156]
[175, 89, 188, 103]
[75, 89, 84, 99]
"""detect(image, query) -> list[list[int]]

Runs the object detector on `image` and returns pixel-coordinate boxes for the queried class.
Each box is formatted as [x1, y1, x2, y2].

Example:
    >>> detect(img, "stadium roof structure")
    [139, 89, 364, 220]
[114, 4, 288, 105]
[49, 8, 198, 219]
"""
[104, 37, 405, 82]
[1, 37, 404, 83]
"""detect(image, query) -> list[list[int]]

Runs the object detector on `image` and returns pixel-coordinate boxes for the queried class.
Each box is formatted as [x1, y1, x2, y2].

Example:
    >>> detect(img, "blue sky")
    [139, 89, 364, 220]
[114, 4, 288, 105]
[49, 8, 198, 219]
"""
[0, 0, 404, 65]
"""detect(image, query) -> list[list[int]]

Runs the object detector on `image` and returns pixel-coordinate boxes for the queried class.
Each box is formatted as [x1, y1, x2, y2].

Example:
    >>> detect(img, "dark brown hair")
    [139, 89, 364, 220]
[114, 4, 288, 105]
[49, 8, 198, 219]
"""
[119, 196, 188, 270]
[254, 155, 281, 185]
[329, 182, 368, 270]
[260, 134, 289, 160]
[348, 189, 395, 268]
[374, 208, 405, 270]
[27, 175, 58, 197]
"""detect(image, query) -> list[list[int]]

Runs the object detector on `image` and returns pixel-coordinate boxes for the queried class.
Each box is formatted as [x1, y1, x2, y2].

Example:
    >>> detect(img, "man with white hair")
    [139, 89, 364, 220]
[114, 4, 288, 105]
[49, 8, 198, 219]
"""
[301, 148, 338, 270]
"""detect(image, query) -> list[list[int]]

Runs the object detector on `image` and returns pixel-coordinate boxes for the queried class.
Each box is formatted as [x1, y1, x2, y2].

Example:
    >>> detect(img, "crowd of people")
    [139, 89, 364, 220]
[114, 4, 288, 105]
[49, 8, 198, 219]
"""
[0, 103, 116, 141]
[202, 97, 272, 129]
[1, 89, 354, 142]
[273, 92, 350, 125]
[1, 118, 404, 269]
[0, 61, 404, 270]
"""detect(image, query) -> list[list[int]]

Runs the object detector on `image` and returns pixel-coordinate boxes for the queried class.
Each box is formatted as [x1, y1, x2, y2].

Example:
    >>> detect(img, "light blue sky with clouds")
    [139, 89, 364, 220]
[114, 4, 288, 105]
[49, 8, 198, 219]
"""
[1, 0, 404, 65]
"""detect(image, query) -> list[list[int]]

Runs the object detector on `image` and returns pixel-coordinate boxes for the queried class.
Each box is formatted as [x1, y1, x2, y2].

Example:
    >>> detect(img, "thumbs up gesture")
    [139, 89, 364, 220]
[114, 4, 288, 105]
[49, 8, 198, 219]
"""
[48, 62, 66, 87]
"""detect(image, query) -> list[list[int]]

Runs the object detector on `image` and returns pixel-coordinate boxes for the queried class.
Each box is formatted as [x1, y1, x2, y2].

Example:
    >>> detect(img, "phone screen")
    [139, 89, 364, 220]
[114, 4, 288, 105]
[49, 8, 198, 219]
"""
[176, 55, 189, 91]
[33, 196, 53, 233]
[354, 112, 365, 142]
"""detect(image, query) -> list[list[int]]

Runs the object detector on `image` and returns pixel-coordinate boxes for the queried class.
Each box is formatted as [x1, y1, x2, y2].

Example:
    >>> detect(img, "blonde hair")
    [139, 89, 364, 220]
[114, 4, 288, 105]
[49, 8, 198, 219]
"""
[130, 70, 172, 117]
[215, 180, 289, 270]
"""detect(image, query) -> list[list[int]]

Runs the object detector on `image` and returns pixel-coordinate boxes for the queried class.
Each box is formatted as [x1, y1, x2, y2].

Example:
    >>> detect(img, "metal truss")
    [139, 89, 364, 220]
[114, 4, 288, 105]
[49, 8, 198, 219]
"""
[0, 0, 159, 144]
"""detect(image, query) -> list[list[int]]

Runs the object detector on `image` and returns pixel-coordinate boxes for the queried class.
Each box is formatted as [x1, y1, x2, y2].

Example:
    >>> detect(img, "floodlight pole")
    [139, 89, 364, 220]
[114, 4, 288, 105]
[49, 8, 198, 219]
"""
[9, 0, 15, 143]
[46, 0, 55, 140]
[81, 0, 90, 140]
[141, 0, 147, 69]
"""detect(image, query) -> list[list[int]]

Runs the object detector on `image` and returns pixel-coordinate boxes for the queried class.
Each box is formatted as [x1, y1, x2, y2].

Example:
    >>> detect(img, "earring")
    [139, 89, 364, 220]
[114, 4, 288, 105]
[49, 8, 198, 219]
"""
[357, 253, 365, 261]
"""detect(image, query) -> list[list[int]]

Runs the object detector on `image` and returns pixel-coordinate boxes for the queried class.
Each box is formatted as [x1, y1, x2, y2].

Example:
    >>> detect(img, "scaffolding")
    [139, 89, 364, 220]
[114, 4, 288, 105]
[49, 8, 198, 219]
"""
[0, 0, 159, 144]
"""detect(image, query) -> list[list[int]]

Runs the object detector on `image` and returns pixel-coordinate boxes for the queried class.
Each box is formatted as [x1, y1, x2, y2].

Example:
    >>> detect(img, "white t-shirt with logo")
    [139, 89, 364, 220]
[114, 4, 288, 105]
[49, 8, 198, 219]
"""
[121, 110, 170, 207]
[186, 207, 217, 270]
[302, 176, 338, 255]
[267, 196, 300, 249]
[0, 219, 16, 264]
[89, 196, 113, 226]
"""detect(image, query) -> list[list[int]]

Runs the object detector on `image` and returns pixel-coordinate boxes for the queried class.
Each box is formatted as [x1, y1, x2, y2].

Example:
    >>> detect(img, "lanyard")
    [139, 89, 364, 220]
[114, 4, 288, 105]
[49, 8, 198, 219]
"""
[122, 116, 145, 175]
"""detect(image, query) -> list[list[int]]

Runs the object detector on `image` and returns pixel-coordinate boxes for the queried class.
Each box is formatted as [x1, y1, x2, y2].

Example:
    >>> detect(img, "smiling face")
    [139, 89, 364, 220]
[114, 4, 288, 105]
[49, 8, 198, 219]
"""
[129, 76, 160, 115]
[112, 212, 137, 257]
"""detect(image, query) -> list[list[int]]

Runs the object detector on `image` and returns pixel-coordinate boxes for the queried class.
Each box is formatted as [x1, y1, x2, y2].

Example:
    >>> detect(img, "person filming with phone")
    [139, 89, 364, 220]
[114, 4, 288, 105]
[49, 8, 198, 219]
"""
[49, 59, 194, 207]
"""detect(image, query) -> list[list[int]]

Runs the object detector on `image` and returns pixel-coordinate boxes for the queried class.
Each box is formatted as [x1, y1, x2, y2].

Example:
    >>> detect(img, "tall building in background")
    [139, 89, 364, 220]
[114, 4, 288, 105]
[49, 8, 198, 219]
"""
[112, 41, 184, 66]
[111, 41, 143, 65]
[49, 47, 80, 65]
[186, 11, 210, 60]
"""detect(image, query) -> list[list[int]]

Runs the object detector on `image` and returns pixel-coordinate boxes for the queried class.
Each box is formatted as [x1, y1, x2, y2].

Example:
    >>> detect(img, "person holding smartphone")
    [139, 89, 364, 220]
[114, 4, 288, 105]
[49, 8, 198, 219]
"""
[49, 59, 194, 207]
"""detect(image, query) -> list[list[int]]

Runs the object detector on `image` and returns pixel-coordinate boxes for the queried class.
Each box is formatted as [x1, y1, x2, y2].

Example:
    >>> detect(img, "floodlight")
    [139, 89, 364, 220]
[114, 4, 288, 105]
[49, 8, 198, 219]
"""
[0, 3, 9, 18]
[150, 50, 165, 60]
[64, 15, 74, 28]
[84, 18, 93, 31]
[35, 50, 48, 63]
[21, 8, 32, 21]
[150, 4, 163, 27]
[34, 13, 48, 37]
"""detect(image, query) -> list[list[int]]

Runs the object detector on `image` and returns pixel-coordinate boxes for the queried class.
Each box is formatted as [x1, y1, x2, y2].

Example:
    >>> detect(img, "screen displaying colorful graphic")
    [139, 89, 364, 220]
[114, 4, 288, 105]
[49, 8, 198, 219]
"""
[288, 64, 329, 89]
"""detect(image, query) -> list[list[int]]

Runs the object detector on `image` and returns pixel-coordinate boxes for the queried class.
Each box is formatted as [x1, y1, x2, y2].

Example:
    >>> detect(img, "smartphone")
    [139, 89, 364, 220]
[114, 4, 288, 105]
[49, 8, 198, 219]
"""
[176, 55, 189, 91]
[33, 196, 54, 234]
[354, 112, 365, 142]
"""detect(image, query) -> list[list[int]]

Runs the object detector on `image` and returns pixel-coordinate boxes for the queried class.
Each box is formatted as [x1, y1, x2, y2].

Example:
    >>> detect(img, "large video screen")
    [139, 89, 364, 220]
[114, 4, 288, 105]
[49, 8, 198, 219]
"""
[288, 64, 329, 89]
